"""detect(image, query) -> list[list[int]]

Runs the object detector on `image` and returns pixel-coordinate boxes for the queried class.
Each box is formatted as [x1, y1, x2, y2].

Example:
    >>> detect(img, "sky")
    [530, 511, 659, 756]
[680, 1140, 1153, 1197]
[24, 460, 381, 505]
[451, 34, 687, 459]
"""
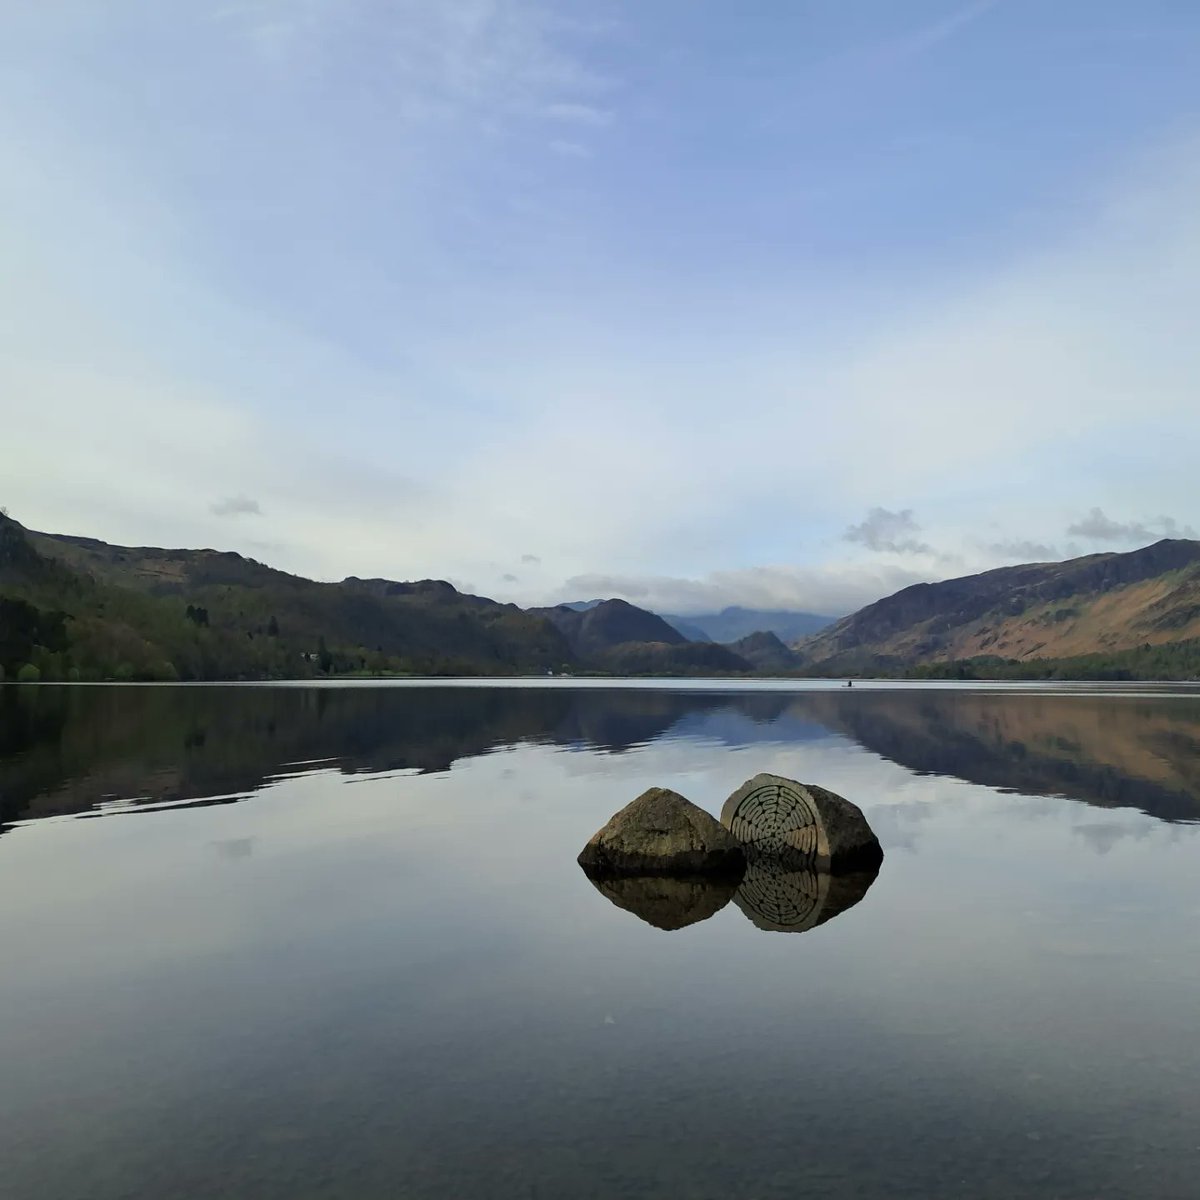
[2, 1, 1199, 616]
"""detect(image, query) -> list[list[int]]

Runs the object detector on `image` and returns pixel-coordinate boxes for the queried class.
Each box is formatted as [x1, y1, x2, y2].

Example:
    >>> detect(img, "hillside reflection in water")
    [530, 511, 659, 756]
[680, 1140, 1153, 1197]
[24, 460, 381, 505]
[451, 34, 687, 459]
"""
[5, 682, 1200, 826]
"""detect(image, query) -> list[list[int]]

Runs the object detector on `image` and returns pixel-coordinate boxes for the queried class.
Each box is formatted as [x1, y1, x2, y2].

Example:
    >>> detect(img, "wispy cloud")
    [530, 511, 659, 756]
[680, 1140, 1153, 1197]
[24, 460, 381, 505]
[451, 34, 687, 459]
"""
[211, 495, 263, 518]
[1066, 508, 1197, 543]
[549, 139, 591, 158]
[844, 507, 932, 555]
[542, 101, 613, 127]
[870, 0, 1001, 66]
[214, 0, 618, 139]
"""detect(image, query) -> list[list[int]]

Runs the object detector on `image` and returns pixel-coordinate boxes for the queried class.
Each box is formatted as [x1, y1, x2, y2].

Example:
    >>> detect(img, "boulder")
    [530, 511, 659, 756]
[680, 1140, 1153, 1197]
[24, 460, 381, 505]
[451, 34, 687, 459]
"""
[720, 773, 882, 871]
[577, 787, 746, 877]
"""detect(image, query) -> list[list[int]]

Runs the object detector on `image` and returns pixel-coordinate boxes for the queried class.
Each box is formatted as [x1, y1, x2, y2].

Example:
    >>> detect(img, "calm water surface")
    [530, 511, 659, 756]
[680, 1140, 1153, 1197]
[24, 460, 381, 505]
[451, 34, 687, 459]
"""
[2, 680, 1199, 1199]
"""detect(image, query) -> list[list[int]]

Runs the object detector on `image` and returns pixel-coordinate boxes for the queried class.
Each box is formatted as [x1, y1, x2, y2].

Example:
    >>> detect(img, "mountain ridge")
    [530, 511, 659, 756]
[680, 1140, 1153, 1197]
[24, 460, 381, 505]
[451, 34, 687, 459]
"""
[0, 515, 753, 680]
[794, 538, 1200, 671]
[6, 512, 1200, 681]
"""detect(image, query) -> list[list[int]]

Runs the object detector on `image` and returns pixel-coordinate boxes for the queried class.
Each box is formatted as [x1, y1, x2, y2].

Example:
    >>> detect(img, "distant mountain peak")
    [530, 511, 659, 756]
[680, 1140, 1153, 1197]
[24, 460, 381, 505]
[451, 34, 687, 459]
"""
[725, 630, 800, 673]
[663, 608, 834, 644]
[530, 597, 687, 656]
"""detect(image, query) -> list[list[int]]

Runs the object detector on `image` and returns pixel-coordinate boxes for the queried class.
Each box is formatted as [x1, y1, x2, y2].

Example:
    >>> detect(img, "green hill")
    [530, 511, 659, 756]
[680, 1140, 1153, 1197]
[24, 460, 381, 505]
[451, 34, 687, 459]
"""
[0, 516, 755, 681]
[1, 513, 572, 681]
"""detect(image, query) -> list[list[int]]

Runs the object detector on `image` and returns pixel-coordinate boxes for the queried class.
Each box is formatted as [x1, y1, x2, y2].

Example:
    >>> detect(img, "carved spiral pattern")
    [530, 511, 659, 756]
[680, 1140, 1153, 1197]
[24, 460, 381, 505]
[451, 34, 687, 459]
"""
[724, 780, 820, 864]
[736, 863, 823, 931]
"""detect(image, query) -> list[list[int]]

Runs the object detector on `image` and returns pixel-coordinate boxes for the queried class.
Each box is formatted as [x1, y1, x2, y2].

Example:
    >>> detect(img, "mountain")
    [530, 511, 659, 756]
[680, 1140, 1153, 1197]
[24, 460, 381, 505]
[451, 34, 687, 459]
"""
[0, 516, 755, 681]
[661, 616, 712, 642]
[592, 640, 753, 675]
[528, 598, 752, 674]
[726, 631, 801, 673]
[795, 539, 1200, 673]
[12, 513, 1200, 683]
[1, 513, 573, 681]
[530, 598, 688, 655]
[665, 607, 834, 644]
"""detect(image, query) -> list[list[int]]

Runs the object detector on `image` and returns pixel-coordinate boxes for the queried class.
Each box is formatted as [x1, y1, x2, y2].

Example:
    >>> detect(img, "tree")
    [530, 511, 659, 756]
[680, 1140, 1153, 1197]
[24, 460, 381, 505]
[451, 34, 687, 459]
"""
[268, 615, 280, 637]
[317, 636, 333, 675]
[16, 663, 40, 683]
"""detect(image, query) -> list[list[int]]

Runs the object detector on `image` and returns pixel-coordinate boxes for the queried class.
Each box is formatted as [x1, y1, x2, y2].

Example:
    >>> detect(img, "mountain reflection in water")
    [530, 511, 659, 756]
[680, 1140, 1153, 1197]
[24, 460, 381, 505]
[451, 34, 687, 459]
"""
[3, 682, 1200, 827]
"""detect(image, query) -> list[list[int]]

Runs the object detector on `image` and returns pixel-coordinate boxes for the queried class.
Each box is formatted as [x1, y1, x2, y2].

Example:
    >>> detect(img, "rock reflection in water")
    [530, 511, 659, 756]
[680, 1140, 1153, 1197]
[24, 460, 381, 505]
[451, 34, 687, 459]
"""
[582, 860, 879, 934]
[586, 874, 741, 930]
[734, 859, 879, 933]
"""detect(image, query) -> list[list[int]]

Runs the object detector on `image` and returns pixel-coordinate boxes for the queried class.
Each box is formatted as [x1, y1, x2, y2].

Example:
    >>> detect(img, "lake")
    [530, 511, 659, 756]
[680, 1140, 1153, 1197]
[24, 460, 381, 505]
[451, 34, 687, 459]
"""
[2, 680, 1199, 1199]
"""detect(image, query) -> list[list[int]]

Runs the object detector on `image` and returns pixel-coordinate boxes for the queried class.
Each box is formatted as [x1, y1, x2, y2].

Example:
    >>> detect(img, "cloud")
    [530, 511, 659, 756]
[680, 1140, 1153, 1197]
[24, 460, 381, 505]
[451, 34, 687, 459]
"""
[215, 0, 617, 135]
[541, 101, 613, 127]
[844, 507, 932, 555]
[1066, 508, 1197, 543]
[501, 572, 518, 583]
[842, 0, 1000, 72]
[211, 494, 264, 518]
[891, 0, 1000, 60]
[520, 554, 541, 565]
[549, 139, 590, 158]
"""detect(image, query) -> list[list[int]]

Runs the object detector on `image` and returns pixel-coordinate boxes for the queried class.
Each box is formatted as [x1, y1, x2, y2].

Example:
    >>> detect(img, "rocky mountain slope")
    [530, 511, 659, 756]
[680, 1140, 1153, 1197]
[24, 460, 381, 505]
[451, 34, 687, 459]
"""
[794, 539, 1200, 671]
[530, 598, 686, 655]
[530, 599, 751, 674]
[725, 631, 801, 672]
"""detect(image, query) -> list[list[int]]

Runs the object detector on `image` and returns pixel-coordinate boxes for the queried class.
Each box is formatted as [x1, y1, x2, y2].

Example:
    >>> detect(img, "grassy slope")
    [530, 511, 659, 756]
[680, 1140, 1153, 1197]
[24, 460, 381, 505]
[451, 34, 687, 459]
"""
[3, 516, 575, 680]
[795, 541, 1200, 674]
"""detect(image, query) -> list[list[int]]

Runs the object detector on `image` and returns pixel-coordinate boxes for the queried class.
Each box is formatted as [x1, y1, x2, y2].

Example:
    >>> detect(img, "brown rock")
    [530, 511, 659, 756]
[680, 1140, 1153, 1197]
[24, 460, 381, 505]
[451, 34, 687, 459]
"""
[577, 787, 746, 876]
[720, 773, 882, 871]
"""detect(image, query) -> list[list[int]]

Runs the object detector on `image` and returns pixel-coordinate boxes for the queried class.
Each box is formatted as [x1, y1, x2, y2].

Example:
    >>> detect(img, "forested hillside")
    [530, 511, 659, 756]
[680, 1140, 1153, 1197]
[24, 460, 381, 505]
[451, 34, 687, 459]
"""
[0, 513, 571, 681]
